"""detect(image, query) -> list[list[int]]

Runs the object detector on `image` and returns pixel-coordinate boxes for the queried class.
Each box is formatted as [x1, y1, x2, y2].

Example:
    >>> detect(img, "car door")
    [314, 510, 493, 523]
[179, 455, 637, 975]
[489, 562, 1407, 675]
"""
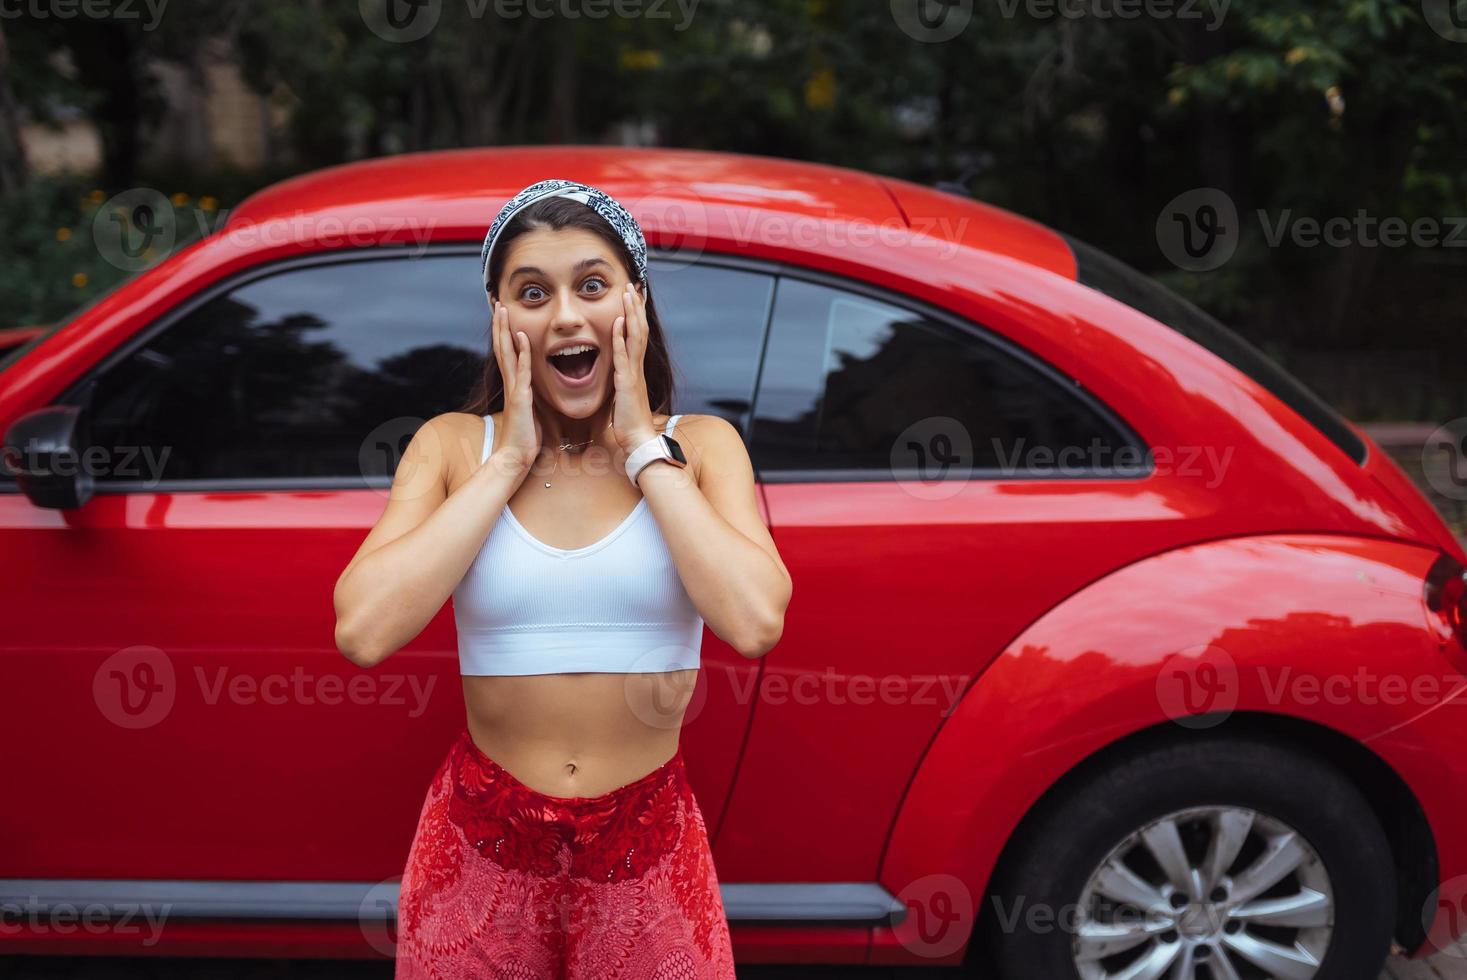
[0, 247, 772, 904]
[712, 271, 1151, 891]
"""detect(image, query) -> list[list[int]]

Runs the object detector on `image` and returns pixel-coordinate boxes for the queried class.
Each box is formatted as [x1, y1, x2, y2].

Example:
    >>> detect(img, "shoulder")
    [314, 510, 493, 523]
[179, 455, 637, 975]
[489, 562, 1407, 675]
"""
[663, 413, 747, 486]
[414, 411, 491, 482]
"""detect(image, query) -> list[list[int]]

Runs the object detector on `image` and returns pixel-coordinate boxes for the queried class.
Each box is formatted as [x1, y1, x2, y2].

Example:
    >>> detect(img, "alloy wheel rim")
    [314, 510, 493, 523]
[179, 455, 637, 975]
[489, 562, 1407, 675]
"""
[1072, 805, 1334, 980]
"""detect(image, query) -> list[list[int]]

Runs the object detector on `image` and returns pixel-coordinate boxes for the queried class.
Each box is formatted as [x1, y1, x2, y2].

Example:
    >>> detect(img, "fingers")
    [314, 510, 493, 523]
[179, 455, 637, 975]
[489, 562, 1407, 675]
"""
[611, 311, 627, 385]
[623, 283, 646, 366]
[517, 329, 531, 397]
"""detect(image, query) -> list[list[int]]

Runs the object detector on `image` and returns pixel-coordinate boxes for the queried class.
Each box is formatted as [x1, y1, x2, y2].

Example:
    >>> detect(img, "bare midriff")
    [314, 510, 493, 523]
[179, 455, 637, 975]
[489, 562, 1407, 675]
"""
[450, 411, 701, 800]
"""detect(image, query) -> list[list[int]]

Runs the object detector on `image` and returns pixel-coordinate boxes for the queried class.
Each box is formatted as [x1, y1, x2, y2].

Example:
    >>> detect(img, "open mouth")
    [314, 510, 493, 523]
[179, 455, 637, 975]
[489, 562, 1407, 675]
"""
[548, 345, 599, 382]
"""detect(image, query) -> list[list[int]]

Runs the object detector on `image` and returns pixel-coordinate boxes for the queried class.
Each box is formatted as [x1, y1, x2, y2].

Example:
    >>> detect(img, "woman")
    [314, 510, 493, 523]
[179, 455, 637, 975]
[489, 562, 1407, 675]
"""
[333, 178, 791, 979]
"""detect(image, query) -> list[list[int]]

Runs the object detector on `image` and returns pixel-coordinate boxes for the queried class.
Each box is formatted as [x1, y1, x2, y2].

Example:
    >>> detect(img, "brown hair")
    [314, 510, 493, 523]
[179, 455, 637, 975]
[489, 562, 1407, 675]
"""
[458, 196, 679, 417]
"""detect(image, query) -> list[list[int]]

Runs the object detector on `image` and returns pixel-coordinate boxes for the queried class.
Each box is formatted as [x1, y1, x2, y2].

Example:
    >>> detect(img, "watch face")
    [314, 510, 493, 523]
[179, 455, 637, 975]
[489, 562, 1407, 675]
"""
[663, 435, 687, 465]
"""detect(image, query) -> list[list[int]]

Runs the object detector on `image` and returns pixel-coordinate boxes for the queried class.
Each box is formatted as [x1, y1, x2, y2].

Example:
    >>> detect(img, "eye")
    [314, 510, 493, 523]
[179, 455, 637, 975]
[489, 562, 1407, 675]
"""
[582, 276, 608, 295]
[519, 284, 546, 302]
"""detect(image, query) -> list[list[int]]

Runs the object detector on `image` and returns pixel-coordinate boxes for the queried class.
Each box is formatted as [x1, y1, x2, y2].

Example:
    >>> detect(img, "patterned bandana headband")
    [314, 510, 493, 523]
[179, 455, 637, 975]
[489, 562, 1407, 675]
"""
[480, 178, 649, 294]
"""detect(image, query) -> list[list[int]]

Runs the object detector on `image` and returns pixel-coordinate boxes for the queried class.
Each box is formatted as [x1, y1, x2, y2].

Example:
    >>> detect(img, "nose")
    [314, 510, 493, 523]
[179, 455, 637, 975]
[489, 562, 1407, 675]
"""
[548, 287, 591, 332]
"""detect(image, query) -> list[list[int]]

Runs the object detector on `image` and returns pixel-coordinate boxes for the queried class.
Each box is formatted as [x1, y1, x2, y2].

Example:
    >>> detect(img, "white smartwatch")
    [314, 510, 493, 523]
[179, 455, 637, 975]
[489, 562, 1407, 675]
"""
[624, 431, 688, 486]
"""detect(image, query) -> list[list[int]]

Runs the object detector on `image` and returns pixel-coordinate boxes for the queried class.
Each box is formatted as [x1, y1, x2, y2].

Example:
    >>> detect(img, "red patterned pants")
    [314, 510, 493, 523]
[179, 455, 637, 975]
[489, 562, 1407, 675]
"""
[395, 728, 737, 979]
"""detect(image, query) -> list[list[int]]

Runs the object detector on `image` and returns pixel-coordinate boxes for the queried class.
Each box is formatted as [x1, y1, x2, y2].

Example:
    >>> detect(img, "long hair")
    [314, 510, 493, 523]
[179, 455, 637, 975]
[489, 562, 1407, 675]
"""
[458, 196, 679, 417]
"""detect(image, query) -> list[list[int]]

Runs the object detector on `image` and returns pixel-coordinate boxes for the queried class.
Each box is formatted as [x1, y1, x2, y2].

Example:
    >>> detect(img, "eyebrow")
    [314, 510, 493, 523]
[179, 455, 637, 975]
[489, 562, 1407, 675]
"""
[506, 256, 614, 284]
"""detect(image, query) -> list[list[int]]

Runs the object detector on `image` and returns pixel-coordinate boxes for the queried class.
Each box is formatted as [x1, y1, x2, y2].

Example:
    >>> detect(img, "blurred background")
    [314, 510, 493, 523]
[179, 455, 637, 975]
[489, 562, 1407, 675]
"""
[2, 0, 1464, 540]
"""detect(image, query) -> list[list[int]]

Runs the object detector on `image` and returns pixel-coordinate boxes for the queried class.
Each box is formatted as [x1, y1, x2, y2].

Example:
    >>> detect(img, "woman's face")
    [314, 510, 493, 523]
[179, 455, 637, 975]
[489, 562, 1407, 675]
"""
[491, 226, 640, 416]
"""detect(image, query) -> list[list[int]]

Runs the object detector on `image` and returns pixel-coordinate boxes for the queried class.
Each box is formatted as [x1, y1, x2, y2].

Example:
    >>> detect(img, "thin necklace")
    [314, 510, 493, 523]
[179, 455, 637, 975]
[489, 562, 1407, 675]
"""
[542, 420, 614, 488]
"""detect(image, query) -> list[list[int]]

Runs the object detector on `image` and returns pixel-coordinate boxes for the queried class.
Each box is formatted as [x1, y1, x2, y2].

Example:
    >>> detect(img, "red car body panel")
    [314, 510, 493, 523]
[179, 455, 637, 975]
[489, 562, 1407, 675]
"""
[2, 145, 1463, 967]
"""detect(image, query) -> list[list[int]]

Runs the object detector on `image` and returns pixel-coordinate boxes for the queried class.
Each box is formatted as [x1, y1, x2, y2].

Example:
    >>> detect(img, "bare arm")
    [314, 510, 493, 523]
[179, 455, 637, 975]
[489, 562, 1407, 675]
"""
[635, 414, 792, 659]
[333, 414, 528, 668]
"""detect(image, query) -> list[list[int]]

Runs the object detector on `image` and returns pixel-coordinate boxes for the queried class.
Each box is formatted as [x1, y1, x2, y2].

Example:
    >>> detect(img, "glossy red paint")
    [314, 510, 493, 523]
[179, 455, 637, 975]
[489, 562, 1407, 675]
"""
[2, 146, 1464, 969]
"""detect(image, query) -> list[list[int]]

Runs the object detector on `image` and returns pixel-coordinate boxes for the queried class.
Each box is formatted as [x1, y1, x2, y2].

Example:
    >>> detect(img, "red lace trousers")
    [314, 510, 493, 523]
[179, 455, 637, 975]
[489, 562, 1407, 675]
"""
[394, 728, 737, 979]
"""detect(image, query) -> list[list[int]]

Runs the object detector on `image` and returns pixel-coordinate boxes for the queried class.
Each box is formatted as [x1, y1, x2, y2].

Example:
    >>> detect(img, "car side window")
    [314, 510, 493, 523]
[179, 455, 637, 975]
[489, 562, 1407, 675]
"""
[77, 252, 774, 488]
[86, 253, 486, 485]
[645, 259, 774, 437]
[750, 277, 1139, 476]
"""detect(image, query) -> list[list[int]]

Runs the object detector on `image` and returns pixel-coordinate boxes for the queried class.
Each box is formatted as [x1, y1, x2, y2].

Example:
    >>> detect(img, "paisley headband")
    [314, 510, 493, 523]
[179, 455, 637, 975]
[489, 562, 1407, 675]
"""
[480, 178, 649, 293]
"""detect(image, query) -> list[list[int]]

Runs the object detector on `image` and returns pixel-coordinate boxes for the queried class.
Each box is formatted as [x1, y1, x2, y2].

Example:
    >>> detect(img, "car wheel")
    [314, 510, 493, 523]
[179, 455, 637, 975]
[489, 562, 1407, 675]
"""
[981, 734, 1396, 980]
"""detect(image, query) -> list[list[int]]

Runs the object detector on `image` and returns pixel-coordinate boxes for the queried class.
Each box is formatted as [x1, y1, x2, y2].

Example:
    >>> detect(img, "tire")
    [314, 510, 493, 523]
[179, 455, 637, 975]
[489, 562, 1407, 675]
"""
[980, 734, 1396, 980]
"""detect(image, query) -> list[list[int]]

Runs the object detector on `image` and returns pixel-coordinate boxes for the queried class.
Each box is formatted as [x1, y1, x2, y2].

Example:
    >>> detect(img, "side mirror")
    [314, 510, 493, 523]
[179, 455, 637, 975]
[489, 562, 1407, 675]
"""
[3, 403, 95, 509]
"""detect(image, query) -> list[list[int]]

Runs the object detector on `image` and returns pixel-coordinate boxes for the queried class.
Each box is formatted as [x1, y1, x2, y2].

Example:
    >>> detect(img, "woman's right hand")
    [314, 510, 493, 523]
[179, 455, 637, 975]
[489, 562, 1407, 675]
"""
[490, 298, 542, 475]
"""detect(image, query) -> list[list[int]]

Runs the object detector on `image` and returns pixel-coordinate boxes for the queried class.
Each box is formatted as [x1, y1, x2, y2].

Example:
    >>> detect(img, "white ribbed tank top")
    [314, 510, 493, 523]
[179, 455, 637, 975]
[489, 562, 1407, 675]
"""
[452, 413, 704, 676]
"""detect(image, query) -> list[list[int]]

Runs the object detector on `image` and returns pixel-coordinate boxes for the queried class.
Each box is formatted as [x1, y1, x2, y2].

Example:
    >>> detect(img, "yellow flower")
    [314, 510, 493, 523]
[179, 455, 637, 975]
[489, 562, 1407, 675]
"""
[56, 227, 72, 242]
[1167, 87, 1187, 106]
[805, 67, 836, 110]
[618, 48, 662, 71]
[72, 272, 88, 288]
[88, 189, 105, 203]
[1285, 46, 1311, 65]
[170, 192, 190, 207]
[200, 196, 218, 211]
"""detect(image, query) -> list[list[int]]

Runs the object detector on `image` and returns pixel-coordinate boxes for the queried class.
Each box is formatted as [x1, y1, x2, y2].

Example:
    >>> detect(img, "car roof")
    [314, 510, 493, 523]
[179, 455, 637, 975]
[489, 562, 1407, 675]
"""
[224, 144, 1078, 279]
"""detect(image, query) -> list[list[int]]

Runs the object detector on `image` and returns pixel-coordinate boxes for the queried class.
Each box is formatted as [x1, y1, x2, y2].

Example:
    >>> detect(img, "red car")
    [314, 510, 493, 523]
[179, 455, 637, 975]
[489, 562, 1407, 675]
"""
[4, 146, 1467, 979]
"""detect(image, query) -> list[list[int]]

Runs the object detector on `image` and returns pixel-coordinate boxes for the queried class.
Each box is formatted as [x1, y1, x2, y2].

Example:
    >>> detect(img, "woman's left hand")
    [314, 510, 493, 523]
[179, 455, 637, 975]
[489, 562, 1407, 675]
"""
[611, 281, 659, 455]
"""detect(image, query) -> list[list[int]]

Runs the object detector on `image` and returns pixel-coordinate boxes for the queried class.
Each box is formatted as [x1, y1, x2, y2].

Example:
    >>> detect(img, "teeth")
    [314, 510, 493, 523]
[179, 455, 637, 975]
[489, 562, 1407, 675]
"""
[551, 344, 596, 358]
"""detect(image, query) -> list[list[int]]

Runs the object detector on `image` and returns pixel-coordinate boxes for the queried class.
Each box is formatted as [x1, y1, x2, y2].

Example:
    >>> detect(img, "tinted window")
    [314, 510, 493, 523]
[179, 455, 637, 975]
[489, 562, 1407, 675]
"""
[70, 252, 771, 487]
[1062, 233, 1366, 465]
[751, 277, 1138, 476]
[85, 254, 487, 484]
[645, 258, 773, 435]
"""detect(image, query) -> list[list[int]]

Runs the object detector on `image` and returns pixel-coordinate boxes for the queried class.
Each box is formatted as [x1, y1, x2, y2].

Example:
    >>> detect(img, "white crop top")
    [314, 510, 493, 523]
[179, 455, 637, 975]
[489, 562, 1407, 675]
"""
[452, 413, 704, 676]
